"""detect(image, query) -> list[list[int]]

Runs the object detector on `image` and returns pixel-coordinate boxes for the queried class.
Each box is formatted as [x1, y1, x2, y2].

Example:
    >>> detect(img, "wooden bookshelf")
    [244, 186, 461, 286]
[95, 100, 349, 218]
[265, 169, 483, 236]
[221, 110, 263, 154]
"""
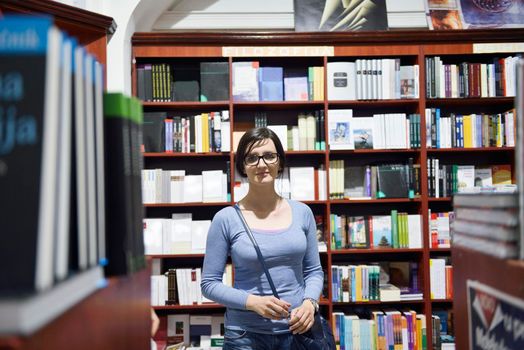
[132, 29, 524, 350]
[0, 3, 150, 350]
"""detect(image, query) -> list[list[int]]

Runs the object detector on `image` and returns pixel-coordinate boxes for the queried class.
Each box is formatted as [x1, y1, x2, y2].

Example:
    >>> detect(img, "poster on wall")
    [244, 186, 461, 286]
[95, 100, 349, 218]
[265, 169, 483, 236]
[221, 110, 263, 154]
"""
[427, 0, 464, 29]
[294, 0, 388, 32]
[467, 280, 524, 350]
[459, 0, 524, 28]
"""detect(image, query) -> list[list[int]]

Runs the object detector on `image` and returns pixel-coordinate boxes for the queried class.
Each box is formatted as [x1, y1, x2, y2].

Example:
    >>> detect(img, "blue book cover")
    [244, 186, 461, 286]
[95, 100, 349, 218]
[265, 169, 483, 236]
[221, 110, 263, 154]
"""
[258, 67, 283, 101]
[0, 15, 62, 294]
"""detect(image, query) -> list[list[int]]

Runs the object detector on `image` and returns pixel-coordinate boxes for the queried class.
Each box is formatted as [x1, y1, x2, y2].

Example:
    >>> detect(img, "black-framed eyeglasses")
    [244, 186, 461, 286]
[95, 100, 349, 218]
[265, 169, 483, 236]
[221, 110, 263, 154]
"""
[244, 152, 279, 166]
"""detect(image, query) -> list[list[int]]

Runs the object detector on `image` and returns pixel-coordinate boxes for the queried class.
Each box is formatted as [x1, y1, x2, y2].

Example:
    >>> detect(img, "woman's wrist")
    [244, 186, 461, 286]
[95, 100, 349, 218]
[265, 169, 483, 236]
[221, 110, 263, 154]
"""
[303, 297, 319, 313]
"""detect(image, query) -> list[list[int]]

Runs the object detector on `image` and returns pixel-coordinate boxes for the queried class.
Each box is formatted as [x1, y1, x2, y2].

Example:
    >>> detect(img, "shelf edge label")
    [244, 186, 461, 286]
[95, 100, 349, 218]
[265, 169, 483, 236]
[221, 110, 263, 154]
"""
[473, 43, 524, 54]
[222, 46, 334, 57]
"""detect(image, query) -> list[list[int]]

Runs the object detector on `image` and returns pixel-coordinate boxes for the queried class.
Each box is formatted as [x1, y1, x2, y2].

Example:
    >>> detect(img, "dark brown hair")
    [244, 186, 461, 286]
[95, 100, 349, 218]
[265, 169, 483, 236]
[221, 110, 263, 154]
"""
[235, 127, 286, 178]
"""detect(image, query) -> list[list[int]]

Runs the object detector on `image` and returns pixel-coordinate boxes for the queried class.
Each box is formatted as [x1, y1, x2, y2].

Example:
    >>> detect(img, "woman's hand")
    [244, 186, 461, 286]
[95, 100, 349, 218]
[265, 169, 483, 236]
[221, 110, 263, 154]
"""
[288, 299, 315, 334]
[246, 295, 291, 320]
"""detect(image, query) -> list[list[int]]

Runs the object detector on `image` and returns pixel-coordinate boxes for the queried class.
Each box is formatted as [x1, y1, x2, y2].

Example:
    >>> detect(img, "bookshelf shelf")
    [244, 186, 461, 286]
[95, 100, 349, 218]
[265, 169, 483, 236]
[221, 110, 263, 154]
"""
[425, 96, 514, 107]
[331, 248, 424, 255]
[147, 254, 206, 259]
[143, 152, 230, 158]
[142, 101, 229, 109]
[144, 202, 233, 207]
[426, 147, 514, 153]
[429, 248, 451, 253]
[327, 99, 419, 108]
[330, 198, 421, 204]
[154, 304, 225, 311]
[430, 299, 454, 303]
[428, 197, 452, 202]
[233, 101, 325, 109]
[133, 29, 523, 350]
[332, 300, 425, 306]
[330, 149, 419, 154]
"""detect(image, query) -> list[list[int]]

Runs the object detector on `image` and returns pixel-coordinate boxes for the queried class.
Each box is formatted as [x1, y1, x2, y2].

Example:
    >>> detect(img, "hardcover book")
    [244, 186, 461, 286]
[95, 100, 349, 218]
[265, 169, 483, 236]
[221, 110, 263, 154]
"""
[200, 61, 229, 101]
[0, 16, 62, 295]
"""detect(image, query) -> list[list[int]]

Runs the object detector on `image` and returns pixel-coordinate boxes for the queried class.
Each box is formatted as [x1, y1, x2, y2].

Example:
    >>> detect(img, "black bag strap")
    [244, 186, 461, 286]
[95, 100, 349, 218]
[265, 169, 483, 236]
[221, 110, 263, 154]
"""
[234, 204, 280, 299]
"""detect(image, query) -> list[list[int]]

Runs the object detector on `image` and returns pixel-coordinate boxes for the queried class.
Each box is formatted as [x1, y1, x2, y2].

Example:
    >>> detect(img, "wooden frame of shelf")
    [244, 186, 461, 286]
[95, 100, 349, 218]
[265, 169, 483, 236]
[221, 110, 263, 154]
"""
[133, 29, 524, 350]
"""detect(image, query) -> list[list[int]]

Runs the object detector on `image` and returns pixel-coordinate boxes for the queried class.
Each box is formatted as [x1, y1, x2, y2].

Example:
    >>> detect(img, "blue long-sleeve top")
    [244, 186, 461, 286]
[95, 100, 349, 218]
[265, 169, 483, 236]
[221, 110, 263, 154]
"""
[201, 199, 324, 334]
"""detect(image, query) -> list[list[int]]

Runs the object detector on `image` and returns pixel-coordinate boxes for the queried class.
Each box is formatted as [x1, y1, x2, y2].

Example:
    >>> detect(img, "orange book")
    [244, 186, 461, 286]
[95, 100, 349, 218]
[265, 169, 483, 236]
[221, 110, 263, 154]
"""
[492, 164, 512, 184]
[445, 265, 453, 299]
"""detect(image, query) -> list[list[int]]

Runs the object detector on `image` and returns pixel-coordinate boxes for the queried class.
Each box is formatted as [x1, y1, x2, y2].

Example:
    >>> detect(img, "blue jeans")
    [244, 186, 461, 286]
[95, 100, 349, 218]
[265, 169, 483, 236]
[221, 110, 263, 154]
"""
[223, 328, 294, 350]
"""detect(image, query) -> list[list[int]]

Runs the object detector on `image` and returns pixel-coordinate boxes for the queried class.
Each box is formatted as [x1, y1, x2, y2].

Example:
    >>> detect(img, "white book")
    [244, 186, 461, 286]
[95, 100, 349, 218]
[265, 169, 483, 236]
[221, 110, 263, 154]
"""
[290, 167, 315, 200]
[292, 126, 300, 151]
[143, 218, 164, 255]
[191, 220, 211, 254]
[83, 54, 98, 268]
[306, 113, 316, 150]
[298, 114, 307, 151]
[328, 109, 353, 150]
[55, 37, 73, 282]
[168, 314, 190, 345]
[184, 175, 203, 203]
[232, 61, 259, 101]
[74, 45, 88, 271]
[150, 276, 159, 306]
[169, 170, 186, 203]
[407, 215, 422, 249]
[202, 170, 224, 202]
[275, 168, 291, 199]
[171, 214, 192, 254]
[221, 111, 231, 152]
[268, 125, 288, 151]
[430, 259, 446, 299]
[456, 165, 476, 192]
[327, 61, 356, 100]
[318, 168, 327, 200]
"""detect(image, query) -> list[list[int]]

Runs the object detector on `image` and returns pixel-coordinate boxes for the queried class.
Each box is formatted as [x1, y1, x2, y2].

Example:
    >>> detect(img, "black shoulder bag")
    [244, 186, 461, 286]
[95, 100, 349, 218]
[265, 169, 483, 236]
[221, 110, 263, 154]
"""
[234, 205, 335, 350]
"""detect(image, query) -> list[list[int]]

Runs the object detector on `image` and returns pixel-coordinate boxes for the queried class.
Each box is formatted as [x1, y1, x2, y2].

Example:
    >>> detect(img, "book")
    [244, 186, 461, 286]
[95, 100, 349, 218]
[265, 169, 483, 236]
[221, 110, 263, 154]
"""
[0, 15, 62, 295]
[327, 62, 356, 100]
[142, 112, 166, 152]
[200, 61, 229, 101]
[376, 164, 408, 198]
[232, 61, 259, 101]
[258, 67, 283, 101]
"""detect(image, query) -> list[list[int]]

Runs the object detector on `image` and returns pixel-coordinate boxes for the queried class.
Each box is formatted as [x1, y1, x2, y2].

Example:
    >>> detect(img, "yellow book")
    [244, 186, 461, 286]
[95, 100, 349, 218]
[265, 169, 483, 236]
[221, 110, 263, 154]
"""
[355, 265, 363, 301]
[201, 113, 209, 152]
[463, 114, 472, 148]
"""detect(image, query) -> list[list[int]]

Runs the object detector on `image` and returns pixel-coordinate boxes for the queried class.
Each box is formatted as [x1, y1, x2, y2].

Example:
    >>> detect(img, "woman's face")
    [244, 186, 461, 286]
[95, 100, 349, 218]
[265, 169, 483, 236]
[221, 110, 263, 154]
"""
[243, 138, 280, 187]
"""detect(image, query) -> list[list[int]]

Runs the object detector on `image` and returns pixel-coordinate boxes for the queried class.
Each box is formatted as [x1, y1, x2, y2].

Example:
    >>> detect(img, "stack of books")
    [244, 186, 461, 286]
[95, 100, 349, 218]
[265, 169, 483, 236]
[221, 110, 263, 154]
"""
[452, 193, 519, 259]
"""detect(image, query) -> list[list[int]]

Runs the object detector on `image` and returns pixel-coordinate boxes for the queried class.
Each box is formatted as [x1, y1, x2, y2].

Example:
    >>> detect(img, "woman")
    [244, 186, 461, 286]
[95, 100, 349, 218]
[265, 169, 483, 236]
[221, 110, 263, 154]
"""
[201, 127, 324, 349]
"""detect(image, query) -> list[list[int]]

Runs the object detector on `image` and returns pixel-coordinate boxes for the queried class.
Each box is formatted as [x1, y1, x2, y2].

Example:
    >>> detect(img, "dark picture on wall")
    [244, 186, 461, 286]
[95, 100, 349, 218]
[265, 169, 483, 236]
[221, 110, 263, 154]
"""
[294, 0, 388, 32]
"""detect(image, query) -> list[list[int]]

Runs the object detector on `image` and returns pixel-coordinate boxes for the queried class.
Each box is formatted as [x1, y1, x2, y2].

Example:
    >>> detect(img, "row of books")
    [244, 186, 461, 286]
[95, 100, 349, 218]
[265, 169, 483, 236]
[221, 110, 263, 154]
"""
[327, 61, 419, 100]
[426, 161, 513, 198]
[330, 213, 423, 250]
[0, 16, 145, 334]
[142, 110, 231, 153]
[429, 211, 453, 249]
[142, 169, 229, 204]
[143, 215, 211, 255]
[424, 108, 515, 149]
[429, 259, 453, 300]
[151, 266, 232, 306]
[156, 314, 225, 349]
[452, 193, 520, 259]
[261, 111, 326, 151]
[136, 61, 229, 102]
[332, 311, 427, 350]
[234, 166, 327, 202]
[329, 161, 420, 200]
[425, 56, 519, 98]
[232, 62, 324, 102]
[328, 110, 421, 150]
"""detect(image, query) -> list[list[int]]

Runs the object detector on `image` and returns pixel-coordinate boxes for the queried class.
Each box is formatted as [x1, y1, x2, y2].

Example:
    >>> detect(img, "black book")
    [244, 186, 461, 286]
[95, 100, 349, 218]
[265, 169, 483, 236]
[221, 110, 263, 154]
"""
[0, 17, 62, 295]
[136, 65, 146, 100]
[173, 63, 199, 101]
[200, 62, 229, 101]
[376, 164, 408, 198]
[103, 93, 136, 276]
[142, 112, 166, 152]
